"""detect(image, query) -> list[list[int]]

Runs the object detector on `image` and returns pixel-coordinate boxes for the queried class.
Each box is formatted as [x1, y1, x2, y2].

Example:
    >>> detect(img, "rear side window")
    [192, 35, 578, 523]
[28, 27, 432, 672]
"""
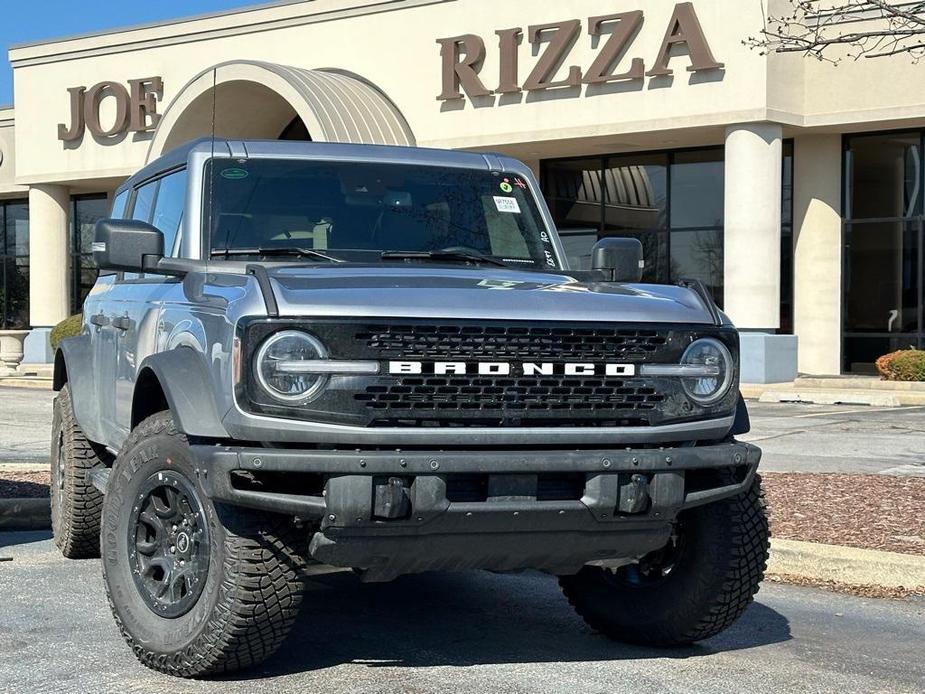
[131, 181, 158, 224]
[110, 190, 129, 219]
[150, 169, 188, 256]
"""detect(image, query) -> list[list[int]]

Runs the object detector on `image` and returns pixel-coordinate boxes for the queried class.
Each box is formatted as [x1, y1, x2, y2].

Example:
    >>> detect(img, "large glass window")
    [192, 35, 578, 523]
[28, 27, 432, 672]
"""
[844, 131, 924, 373]
[1, 201, 29, 329]
[205, 159, 558, 269]
[543, 146, 794, 323]
[70, 195, 109, 315]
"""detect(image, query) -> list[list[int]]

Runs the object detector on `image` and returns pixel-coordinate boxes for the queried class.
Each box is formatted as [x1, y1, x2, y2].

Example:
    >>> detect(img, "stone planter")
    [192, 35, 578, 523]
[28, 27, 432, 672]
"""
[0, 329, 30, 377]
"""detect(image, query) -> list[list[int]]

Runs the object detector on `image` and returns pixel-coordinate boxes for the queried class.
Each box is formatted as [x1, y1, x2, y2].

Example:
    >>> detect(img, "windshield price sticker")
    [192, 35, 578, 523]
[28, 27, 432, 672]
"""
[494, 196, 521, 214]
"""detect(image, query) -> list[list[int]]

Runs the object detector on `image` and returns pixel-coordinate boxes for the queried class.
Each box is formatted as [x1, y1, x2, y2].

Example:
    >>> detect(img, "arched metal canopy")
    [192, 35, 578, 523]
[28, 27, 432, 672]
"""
[147, 60, 415, 162]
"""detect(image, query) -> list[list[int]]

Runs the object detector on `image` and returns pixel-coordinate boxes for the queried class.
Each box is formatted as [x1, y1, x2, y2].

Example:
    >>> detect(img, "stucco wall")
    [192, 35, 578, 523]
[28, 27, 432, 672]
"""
[0, 109, 26, 196]
[9, 0, 770, 184]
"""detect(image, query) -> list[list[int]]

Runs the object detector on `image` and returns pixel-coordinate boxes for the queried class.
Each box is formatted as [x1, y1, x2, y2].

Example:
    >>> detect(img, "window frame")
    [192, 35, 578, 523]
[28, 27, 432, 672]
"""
[541, 142, 795, 332]
[841, 129, 925, 372]
[0, 198, 30, 330]
[69, 193, 109, 316]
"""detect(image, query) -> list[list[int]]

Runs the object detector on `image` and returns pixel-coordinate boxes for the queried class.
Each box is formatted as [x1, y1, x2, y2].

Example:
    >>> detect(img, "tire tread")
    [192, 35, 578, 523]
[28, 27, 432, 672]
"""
[51, 385, 105, 559]
[560, 474, 769, 646]
[102, 412, 306, 678]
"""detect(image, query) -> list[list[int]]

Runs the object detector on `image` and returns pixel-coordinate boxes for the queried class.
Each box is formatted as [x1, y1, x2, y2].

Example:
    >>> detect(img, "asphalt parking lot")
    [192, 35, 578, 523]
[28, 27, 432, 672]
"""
[742, 402, 925, 476]
[0, 531, 923, 694]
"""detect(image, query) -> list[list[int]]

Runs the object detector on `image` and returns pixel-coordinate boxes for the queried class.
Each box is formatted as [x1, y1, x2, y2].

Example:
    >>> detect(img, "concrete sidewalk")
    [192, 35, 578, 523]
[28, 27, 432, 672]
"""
[0, 387, 55, 466]
[743, 376, 925, 407]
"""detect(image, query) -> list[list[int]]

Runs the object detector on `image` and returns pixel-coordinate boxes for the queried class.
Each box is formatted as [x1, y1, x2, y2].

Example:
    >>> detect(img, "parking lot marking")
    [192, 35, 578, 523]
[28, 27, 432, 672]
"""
[788, 405, 925, 419]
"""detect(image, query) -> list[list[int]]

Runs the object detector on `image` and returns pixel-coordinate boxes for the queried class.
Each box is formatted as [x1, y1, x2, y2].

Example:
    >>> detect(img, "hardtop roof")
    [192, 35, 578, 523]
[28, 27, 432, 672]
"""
[119, 139, 521, 195]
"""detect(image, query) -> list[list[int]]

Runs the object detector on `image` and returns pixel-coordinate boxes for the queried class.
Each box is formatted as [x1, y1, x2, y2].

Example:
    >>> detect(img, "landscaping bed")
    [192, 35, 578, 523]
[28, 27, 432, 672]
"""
[0, 471, 50, 499]
[763, 472, 925, 556]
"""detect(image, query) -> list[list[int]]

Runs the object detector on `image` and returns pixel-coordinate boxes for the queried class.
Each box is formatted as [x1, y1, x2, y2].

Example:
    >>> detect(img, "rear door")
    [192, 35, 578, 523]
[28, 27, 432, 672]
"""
[111, 169, 189, 440]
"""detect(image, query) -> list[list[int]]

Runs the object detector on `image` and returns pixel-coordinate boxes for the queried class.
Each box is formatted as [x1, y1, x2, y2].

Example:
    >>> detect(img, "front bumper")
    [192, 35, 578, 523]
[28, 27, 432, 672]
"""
[192, 440, 760, 581]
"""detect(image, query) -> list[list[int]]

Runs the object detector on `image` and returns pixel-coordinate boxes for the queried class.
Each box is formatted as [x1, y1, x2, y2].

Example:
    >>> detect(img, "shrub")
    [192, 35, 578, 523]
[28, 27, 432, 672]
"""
[876, 349, 925, 382]
[875, 351, 902, 380]
[50, 314, 83, 351]
[889, 350, 925, 382]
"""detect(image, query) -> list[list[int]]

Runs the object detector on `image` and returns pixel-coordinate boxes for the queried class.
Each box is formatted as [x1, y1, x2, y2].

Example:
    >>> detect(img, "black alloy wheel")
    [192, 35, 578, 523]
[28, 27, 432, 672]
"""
[128, 471, 210, 618]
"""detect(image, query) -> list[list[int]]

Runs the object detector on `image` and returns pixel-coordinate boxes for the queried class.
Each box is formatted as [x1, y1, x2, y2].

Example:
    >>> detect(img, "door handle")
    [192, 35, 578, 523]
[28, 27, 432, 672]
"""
[89, 314, 110, 328]
[112, 316, 131, 331]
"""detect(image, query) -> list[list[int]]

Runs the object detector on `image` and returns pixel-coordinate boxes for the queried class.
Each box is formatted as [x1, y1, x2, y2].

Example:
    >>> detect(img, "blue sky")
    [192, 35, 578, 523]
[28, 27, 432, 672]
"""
[0, 0, 276, 105]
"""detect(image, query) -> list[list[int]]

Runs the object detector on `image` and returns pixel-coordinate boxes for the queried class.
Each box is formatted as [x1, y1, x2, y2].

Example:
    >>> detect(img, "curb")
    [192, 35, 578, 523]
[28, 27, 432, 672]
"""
[741, 382, 925, 407]
[768, 538, 925, 589]
[0, 378, 54, 391]
[0, 497, 51, 531]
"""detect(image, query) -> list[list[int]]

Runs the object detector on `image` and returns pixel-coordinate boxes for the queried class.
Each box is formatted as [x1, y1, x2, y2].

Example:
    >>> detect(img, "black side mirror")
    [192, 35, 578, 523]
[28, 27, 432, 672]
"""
[93, 219, 164, 273]
[591, 237, 644, 283]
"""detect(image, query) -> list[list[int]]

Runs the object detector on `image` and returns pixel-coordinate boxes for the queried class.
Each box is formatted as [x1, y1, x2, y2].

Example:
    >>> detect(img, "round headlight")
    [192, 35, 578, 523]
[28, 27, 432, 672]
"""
[680, 338, 734, 405]
[255, 330, 329, 403]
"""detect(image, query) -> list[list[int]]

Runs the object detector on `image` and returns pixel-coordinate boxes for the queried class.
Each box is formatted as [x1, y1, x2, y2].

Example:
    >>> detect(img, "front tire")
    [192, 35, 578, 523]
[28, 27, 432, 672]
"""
[101, 411, 306, 677]
[560, 474, 769, 646]
[51, 385, 106, 559]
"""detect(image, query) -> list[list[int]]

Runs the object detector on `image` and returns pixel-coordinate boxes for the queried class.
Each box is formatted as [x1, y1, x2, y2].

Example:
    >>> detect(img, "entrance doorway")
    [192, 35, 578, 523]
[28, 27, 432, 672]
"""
[843, 132, 924, 373]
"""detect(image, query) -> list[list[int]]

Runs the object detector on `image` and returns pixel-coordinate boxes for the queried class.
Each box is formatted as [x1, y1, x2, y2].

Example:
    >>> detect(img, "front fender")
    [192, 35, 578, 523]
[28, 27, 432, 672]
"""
[137, 348, 230, 439]
[56, 335, 105, 443]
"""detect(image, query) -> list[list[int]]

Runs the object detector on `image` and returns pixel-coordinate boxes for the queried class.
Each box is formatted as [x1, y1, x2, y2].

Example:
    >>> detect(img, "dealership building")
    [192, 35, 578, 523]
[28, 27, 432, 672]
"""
[0, 0, 923, 380]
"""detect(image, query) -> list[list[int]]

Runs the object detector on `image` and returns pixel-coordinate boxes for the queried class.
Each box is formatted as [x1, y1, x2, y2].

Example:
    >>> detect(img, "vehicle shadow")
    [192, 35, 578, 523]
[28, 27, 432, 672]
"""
[0, 530, 53, 551]
[233, 570, 792, 679]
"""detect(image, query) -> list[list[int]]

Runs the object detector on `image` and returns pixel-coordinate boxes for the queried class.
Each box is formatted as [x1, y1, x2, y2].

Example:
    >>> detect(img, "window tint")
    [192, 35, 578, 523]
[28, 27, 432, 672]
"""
[131, 181, 158, 224]
[847, 132, 921, 219]
[111, 190, 129, 219]
[1, 201, 29, 329]
[206, 160, 556, 268]
[70, 195, 109, 314]
[670, 150, 724, 229]
[150, 170, 188, 256]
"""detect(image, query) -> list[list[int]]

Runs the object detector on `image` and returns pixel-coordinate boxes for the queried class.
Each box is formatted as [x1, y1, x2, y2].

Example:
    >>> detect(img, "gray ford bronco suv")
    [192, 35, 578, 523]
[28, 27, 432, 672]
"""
[51, 139, 767, 678]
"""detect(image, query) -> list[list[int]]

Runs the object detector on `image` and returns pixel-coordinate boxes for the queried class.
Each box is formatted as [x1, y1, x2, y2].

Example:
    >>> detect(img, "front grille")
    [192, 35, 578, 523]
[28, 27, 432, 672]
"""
[356, 376, 664, 425]
[349, 323, 674, 427]
[357, 325, 668, 361]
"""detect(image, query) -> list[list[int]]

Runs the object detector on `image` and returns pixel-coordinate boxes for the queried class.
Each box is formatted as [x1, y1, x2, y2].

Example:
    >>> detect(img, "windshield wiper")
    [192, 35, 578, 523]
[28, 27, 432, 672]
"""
[212, 247, 344, 263]
[380, 249, 509, 268]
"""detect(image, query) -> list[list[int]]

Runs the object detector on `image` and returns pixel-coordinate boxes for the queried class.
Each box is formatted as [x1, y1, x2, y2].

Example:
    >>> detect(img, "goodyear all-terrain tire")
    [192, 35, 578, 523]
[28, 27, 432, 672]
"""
[101, 411, 306, 678]
[560, 474, 769, 646]
[51, 385, 106, 559]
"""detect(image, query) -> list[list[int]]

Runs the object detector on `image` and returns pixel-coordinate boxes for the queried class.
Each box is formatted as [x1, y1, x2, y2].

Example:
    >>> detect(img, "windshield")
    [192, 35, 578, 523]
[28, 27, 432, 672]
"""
[204, 158, 559, 269]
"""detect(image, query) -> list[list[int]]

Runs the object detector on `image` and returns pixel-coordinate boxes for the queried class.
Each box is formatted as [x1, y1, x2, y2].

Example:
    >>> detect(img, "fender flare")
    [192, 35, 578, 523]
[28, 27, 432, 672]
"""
[731, 393, 751, 436]
[55, 335, 105, 443]
[136, 349, 230, 439]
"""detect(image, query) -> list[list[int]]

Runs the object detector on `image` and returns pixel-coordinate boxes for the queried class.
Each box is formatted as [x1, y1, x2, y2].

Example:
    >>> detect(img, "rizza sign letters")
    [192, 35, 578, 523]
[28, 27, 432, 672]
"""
[58, 77, 163, 141]
[437, 2, 723, 101]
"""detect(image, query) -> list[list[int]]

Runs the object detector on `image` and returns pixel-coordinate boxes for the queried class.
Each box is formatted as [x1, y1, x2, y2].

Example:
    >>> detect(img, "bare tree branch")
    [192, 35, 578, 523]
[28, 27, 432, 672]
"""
[746, 0, 925, 62]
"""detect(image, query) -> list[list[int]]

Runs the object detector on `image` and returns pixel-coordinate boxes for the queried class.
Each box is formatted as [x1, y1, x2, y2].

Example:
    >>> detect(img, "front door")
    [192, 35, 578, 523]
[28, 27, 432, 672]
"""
[843, 218, 923, 373]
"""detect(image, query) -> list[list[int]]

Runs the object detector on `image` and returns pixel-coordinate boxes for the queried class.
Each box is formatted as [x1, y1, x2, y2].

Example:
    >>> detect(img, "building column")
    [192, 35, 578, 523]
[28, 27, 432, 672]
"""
[25, 184, 70, 363]
[793, 134, 842, 375]
[724, 122, 797, 383]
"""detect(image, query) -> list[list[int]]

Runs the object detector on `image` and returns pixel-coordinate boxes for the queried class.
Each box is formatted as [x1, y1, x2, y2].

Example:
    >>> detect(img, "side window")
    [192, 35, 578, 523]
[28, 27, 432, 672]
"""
[110, 190, 129, 219]
[150, 170, 188, 256]
[131, 181, 158, 224]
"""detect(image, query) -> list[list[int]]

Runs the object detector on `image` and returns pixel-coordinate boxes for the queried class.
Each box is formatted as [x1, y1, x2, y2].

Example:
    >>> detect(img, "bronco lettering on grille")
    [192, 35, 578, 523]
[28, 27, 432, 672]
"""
[388, 361, 636, 377]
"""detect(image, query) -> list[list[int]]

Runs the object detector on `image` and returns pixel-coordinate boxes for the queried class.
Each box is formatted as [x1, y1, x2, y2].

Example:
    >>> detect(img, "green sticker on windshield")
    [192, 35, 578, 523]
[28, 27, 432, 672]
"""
[221, 168, 249, 180]
[499, 180, 513, 193]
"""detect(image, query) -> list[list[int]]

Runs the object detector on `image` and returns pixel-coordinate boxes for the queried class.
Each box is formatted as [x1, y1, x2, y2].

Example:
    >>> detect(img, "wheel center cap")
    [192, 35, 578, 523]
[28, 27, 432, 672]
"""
[176, 532, 190, 554]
